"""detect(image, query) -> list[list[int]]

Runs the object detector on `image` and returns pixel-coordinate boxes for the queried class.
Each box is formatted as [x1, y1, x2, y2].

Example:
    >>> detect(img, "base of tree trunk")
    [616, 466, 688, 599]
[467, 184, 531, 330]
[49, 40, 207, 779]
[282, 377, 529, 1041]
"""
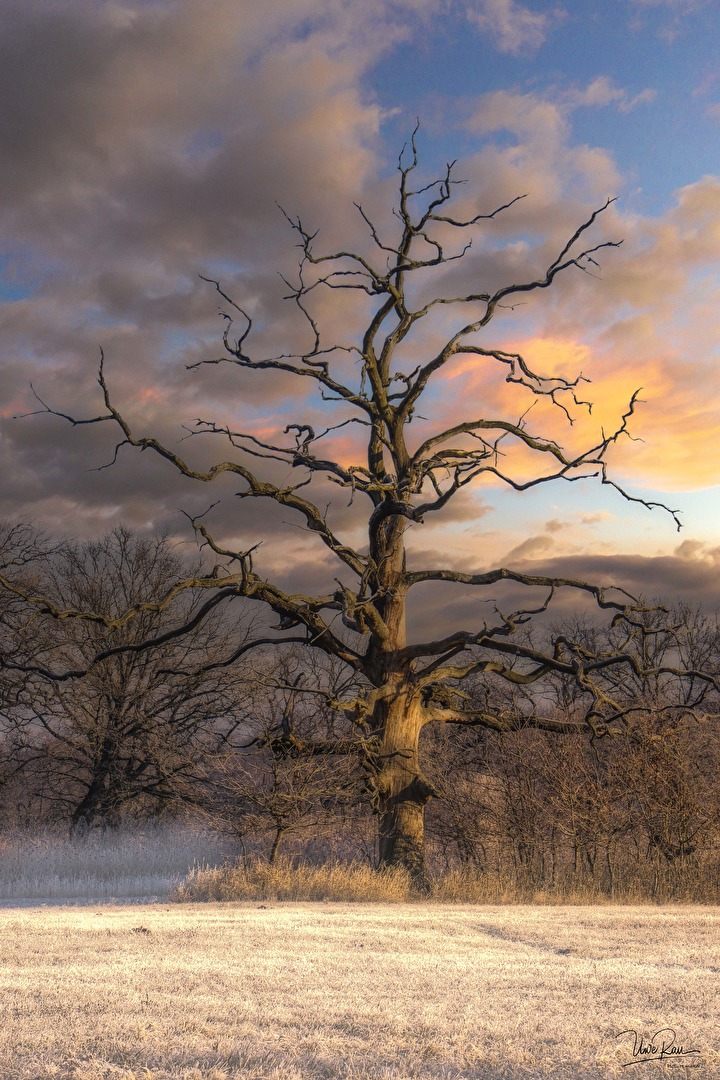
[378, 794, 433, 893]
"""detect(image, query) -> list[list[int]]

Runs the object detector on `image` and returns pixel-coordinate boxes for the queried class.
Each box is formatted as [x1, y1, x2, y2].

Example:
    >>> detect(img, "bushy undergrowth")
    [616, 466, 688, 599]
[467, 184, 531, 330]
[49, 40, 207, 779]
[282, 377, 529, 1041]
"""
[172, 859, 522, 904]
[173, 857, 415, 903]
[172, 856, 720, 904]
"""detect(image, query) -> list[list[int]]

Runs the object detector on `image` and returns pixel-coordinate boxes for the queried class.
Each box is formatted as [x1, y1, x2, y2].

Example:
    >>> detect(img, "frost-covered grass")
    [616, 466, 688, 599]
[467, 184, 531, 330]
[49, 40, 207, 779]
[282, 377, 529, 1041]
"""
[0, 827, 235, 902]
[0, 902, 718, 1078]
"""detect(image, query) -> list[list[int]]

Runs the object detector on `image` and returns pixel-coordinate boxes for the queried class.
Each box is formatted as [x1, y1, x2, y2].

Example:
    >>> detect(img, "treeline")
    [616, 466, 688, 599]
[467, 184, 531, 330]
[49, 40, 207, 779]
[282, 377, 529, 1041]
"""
[424, 719, 720, 899]
[1, 522, 719, 899]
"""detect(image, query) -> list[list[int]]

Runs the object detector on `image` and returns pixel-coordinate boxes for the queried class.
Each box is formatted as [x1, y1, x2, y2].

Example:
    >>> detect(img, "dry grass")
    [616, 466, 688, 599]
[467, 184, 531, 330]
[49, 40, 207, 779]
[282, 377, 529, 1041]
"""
[0, 827, 715, 908]
[173, 857, 719, 906]
[173, 858, 414, 903]
[0, 901, 718, 1078]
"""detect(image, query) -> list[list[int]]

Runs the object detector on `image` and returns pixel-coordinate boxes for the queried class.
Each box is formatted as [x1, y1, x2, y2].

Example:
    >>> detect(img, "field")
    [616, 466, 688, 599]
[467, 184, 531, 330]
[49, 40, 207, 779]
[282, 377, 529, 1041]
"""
[0, 901, 718, 1079]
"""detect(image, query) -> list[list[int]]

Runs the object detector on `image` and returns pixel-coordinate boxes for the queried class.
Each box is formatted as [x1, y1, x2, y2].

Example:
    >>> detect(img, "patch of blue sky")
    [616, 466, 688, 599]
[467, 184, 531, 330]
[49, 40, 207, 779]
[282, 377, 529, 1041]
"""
[78, 303, 135, 332]
[158, 325, 243, 370]
[368, 1, 720, 215]
[198, 257, 250, 283]
[570, 96, 720, 216]
[183, 129, 225, 164]
[370, 11, 532, 110]
[0, 253, 41, 303]
[0, 280, 32, 304]
[484, 475, 686, 554]
[161, 328, 197, 354]
[670, 487, 720, 546]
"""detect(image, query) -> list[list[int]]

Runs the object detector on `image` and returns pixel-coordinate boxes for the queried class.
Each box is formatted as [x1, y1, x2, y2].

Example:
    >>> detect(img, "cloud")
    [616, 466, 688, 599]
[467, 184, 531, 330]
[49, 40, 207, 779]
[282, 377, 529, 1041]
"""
[631, 0, 706, 8]
[628, 0, 710, 43]
[563, 77, 656, 113]
[581, 512, 614, 525]
[403, 544, 720, 640]
[675, 538, 720, 563]
[462, 87, 623, 215]
[523, 550, 720, 611]
[0, 0, 407, 535]
[432, 85, 720, 493]
[439, 313, 720, 494]
[0, 0, 397, 270]
[0, 0, 716, 628]
[465, 0, 557, 56]
[505, 535, 555, 562]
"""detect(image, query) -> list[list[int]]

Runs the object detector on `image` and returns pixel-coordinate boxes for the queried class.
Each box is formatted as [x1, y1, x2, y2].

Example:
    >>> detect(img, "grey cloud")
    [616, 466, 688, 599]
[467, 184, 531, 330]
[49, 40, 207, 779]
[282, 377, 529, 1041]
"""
[403, 548, 720, 640]
[414, 490, 492, 526]
[514, 551, 720, 612]
[0, 16, 636, 543]
[0, 0, 409, 531]
[0, 0, 400, 270]
[0, 0, 716, 639]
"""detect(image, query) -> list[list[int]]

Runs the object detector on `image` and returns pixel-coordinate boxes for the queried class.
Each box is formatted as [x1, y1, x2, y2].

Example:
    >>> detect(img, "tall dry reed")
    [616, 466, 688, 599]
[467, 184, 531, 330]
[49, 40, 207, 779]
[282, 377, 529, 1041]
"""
[172, 856, 720, 904]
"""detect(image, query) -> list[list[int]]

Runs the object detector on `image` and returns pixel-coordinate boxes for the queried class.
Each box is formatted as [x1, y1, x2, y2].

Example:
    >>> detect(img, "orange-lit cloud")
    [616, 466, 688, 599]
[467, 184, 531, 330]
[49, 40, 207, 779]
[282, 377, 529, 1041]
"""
[433, 304, 720, 493]
[0, 0, 717, 612]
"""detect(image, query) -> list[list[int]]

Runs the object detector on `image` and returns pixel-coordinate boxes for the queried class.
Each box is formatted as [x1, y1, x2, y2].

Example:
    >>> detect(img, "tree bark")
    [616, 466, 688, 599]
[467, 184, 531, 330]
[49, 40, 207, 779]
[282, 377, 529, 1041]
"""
[269, 824, 285, 864]
[365, 510, 440, 887]
[70, 767, 112, 833]
[373, 690, 437, 890]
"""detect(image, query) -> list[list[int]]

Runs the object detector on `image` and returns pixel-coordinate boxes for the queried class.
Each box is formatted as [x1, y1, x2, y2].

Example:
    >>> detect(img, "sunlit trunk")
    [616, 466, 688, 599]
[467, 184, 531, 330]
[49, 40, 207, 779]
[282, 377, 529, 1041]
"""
[373, 689, 437, 890]
[367, 505, 438, 888]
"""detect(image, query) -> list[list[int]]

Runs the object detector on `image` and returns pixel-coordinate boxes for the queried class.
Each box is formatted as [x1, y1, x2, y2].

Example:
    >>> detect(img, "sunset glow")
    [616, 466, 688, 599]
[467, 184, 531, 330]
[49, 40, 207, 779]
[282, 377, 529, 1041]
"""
[0, 0, 718, 608]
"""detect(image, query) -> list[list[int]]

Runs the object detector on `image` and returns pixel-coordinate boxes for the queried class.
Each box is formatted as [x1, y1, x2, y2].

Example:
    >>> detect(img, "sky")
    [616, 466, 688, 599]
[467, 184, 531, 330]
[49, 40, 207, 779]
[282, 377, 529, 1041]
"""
[0, 0, 719, 615]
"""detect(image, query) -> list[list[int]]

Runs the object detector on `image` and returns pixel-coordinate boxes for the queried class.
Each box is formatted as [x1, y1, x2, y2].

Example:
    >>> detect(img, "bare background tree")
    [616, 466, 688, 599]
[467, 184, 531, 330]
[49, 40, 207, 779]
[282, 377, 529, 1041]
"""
[0, 529, 258, 830]
[191, 649, 363, 864]
[3, 138, 718, 888]
[424, 606, 720, 898]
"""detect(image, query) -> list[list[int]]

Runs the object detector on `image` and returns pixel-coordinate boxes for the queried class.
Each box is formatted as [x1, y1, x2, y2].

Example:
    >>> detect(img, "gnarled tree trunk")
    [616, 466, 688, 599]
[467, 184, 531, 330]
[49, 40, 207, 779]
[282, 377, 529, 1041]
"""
[372, 688, 438, 889]
[364, 509, 440, 886]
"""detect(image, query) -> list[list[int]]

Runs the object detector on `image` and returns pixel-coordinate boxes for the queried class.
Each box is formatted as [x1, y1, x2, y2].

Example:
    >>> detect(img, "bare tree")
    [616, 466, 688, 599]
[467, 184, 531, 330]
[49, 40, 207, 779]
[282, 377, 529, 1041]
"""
[193, 650, 363, 863]
[198, 731, 360, 866]
[1, 528, 256, 829]
[0, 521, 53, 693]
[6, 135, 718, 885]
[0, 521, 55, 817]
